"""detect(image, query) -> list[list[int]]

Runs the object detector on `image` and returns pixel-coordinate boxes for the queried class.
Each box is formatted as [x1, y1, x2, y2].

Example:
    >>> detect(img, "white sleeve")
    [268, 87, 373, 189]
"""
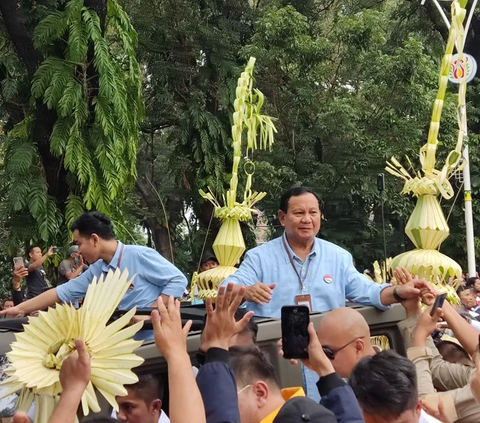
[471, 319, 480, 332]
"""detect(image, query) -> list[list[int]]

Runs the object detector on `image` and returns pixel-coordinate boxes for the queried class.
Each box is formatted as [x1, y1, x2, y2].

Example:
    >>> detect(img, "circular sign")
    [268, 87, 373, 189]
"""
[448, 53, 477, 84]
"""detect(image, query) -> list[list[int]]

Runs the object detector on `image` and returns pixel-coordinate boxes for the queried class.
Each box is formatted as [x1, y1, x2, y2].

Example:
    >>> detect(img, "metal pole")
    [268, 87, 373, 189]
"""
[377, 173, 388, 270]
[381, 192, 387, 267]
[461, 0, 478, 277]
[463, 144, 476, 276]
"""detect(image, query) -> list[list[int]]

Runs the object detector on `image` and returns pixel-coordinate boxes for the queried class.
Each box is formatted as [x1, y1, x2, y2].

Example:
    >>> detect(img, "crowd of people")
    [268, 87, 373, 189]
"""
[2, 186, 480, 422]
[9, 280, 480, 423]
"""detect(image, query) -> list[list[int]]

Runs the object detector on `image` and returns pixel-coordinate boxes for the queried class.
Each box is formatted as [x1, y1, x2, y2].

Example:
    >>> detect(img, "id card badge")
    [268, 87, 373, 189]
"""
[295, 294, 312, 312]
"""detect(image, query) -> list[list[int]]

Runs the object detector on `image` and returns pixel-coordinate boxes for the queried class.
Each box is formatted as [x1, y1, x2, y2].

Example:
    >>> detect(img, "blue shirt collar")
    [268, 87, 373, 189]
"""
[101, 241, 123, 272]
[282, 232, 318, 263]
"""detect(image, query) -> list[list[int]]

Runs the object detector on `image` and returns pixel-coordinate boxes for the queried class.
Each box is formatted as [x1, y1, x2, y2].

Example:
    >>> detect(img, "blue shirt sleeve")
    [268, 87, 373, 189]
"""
[343, 253, 391, 311]
[219, 250, 261, 289]
[56, 263, 99, 302]
[139, 249, 187, 297]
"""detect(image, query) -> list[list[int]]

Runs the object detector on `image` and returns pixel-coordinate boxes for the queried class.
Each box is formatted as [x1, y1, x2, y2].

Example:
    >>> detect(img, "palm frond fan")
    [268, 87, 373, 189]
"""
[191, 57, 277, 300]
[0, 268, 145, 422]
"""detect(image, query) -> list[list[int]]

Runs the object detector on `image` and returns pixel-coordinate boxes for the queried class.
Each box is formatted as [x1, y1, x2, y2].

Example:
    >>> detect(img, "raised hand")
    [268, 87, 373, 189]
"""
[151, 296, 192, 360]
[201, 283, 254, 351]
[413, 306, 444, 347]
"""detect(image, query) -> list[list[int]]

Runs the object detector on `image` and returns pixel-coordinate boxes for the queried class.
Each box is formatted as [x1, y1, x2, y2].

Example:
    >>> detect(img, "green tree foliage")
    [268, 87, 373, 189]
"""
[120, 0, 256, 264]
[1, 0, 479, 285]
[127, 0, 480, 276]
[0, 0, 143, 251]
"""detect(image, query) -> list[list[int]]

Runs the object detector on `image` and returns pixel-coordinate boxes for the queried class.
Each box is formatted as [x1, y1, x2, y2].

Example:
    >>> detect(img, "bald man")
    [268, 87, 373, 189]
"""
[305, 307, 378, 401]
[317, 307, 377, 377]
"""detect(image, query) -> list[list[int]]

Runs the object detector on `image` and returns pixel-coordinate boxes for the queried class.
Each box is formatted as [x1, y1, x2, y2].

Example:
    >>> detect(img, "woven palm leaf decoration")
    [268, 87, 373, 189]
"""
[386, 0, 469, 303]
[0, 268, 145, 422]
[192, 57, 277, 299]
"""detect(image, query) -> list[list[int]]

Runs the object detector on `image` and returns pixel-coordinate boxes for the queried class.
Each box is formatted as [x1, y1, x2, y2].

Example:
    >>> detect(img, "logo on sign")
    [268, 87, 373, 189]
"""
[448, 53, 477, 84]
[323, 274, 333, 284]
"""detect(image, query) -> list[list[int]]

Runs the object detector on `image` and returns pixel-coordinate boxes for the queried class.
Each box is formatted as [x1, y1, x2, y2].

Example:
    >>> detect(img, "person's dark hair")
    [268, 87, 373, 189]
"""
[457, 285, 472, 297]
[229, 345, 280, 389]
[125, 374, 164, 405]
[83, 418, 118, 423]
[279, 187, 321, 213]
[466, 277, 479, 288]
[349, 351, 418, 419]
[234, 308, 258, 342]
[70, 211, 115, 240]
[437, 340, 473, 365]
[26, 244, 40, 256]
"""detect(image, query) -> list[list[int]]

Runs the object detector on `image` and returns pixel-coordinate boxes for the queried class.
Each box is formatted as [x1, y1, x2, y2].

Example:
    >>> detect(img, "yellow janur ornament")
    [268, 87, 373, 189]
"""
[386, 0, 468, 301]
[192, 57, 277, 299]
[0, 268, 145, 422]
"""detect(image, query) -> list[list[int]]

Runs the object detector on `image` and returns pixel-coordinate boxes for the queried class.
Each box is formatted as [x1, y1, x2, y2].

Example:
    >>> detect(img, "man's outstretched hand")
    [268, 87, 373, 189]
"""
[393, 267, 436, 314]
[201, 283, 254, 351]
[0, 305, 25, 318]
[244, 282, 276, 305]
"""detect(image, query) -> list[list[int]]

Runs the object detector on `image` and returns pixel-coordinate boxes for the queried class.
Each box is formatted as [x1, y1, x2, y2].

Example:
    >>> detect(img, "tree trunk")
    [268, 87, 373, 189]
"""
[135, 180, 176, 262]
[0, 0, 41, 77]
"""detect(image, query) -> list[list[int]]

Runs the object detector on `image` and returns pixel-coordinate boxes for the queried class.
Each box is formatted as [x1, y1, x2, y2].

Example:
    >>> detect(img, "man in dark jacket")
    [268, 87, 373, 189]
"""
[196, 283, 364, 423]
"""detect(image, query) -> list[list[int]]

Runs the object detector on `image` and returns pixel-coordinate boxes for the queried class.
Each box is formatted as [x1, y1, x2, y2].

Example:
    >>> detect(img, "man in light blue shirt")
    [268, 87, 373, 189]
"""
[1, 212, 187, 320]
[221, 187, 422, 317]
[220, 186, 426, 400]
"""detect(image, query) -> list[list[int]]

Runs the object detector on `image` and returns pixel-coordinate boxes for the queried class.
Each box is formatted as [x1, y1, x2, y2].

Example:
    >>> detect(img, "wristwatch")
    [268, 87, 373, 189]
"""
[393, 286, 406, 303]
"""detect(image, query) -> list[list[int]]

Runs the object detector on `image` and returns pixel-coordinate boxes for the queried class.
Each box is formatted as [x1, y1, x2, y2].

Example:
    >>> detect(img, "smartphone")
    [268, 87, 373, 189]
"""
[13, 257, 24, 269]
[430, 292, 447, 316]
[477, 334, 480, 354]
[281, 305, 310, 359]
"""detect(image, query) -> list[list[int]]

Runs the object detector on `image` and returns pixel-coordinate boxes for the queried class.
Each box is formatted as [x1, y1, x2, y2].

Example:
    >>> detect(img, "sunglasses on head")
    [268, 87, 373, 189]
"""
[322, 336, 365, 360]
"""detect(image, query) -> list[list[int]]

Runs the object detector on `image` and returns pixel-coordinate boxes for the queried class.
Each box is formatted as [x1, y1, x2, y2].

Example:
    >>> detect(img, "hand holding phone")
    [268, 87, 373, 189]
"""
[13, 257, 24, 270]
[430, 292, 447, 316]
[281, 305, 310, 359]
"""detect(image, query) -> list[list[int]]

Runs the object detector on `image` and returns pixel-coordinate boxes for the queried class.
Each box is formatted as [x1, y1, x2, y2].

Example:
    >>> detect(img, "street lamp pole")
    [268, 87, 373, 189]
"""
[463, 144, 476, 276]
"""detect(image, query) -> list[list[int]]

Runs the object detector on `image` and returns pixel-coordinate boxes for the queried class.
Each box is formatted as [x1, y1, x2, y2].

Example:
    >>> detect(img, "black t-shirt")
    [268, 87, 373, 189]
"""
[25, 264, 48, 299]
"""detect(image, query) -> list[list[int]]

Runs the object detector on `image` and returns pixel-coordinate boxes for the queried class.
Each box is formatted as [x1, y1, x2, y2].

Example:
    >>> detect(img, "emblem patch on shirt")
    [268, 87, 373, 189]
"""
[323, 274, 333, 284]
